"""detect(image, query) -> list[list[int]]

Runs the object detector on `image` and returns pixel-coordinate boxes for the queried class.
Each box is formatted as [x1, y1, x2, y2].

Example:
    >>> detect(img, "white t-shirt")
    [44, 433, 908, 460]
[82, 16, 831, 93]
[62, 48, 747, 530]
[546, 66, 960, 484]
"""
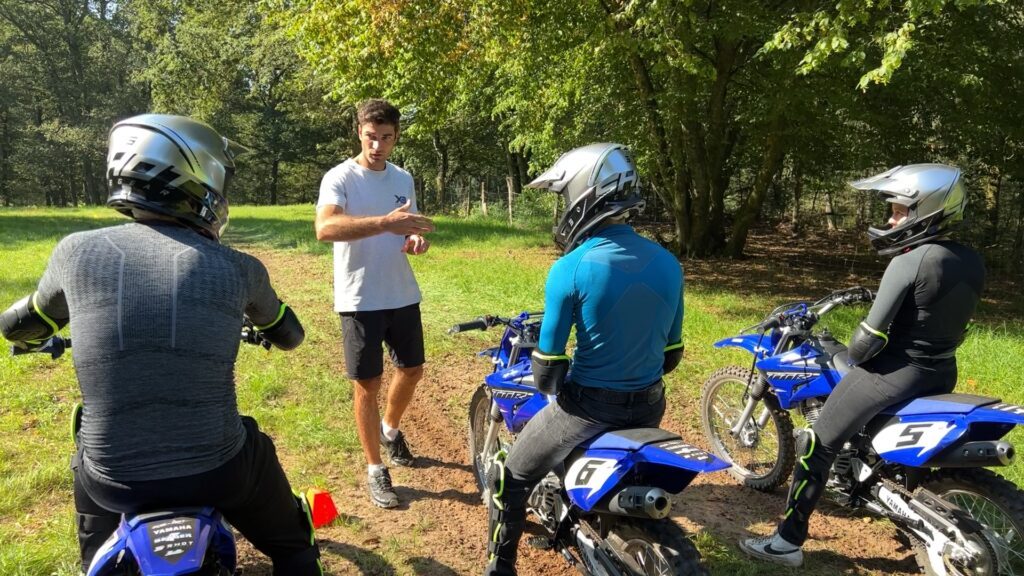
[316, 158, 422, 312]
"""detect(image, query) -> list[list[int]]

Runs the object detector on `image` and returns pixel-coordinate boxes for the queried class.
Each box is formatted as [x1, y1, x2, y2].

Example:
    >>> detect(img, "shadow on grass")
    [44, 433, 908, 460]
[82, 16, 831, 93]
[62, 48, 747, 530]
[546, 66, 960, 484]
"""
[391, 485, 480, 509]
[318, 539, 397, 575]
[404, 556, 461, 576]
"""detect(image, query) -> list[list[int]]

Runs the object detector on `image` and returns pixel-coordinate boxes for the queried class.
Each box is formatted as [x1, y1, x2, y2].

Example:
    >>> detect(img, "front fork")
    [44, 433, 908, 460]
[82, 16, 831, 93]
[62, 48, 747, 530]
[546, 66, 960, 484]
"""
[729, 396, 772, 440]
[479, 398, 503, 502]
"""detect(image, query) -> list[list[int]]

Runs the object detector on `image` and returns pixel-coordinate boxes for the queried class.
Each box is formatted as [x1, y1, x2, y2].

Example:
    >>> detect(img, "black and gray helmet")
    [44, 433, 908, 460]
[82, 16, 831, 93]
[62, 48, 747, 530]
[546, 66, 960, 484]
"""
[850, 163, 967, 256]
[527, 143, 644, 253]
[106, 114, 249, 240]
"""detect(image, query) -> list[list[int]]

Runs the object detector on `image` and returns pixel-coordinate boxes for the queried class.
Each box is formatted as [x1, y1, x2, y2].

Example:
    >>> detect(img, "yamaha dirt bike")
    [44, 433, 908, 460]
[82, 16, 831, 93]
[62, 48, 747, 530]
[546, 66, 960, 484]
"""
[453, 311, 728, 576]
[11, 322, 295, 576]
[700, 286, 1024, 576]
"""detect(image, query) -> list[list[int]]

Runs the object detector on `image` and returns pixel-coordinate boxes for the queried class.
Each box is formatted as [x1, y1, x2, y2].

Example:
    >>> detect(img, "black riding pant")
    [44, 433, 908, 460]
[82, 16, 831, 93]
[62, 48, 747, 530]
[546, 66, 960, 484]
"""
[778, 354, 957, 545]
[73, 416, 321, 575]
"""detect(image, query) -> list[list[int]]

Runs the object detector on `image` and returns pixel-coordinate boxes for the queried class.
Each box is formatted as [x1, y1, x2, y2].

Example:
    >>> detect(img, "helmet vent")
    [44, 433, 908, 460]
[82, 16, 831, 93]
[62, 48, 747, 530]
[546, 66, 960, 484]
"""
[134, 161, 155, 173]
[113, 152, 125, 161]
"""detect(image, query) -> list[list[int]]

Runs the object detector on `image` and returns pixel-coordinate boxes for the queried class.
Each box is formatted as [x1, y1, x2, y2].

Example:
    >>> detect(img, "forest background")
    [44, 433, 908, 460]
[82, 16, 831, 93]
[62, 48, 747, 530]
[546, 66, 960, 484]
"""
[1, 0, 1023, 271]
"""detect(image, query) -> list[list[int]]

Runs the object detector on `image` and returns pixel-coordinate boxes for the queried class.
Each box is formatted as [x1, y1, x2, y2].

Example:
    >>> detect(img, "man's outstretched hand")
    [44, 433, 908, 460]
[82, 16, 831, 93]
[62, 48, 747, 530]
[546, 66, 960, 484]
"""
[383, 200, 434, 236]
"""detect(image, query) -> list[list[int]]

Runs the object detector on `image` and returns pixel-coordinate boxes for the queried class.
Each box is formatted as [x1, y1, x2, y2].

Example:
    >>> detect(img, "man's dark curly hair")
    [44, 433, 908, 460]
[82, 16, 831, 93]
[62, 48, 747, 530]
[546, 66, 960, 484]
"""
[356, 99, 401, 131]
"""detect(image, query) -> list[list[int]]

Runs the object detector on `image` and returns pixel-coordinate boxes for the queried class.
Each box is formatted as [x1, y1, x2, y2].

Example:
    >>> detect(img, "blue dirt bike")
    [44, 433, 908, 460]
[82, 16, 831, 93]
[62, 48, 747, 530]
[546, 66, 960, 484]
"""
[699, 286, 1024, 576]
[453, 312, 728, 576]
[11, 322, 277, 576]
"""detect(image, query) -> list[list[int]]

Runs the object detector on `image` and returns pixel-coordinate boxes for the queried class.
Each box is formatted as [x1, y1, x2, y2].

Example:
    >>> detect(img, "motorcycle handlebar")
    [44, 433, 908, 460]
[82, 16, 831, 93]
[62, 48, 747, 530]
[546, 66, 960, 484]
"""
[10, 336, 71, 359]
[448, 317, 491, 335]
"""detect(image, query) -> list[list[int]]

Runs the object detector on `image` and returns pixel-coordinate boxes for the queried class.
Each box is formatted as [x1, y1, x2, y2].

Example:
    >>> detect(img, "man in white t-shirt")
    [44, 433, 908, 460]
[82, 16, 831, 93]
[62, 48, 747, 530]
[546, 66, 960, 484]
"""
[314, 99, 434, 508]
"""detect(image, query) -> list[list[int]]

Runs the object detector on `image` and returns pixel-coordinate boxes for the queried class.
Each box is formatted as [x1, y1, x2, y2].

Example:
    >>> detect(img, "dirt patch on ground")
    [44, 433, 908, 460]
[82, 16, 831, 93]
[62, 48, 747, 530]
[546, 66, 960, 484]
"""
[223, 241, 936, 576]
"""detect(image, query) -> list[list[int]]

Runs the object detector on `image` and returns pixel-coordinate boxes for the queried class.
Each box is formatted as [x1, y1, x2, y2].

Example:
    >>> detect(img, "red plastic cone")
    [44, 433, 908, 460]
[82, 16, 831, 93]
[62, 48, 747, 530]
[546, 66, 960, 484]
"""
[306, 488, 338, 529]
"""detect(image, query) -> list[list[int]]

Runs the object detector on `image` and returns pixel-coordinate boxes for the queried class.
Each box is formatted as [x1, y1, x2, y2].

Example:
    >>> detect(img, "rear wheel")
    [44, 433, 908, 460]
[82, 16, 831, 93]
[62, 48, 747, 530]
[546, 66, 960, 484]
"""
[604, 518, 708, 576]
[919, 468, 1024, 576]
[700, 365, 795, 491]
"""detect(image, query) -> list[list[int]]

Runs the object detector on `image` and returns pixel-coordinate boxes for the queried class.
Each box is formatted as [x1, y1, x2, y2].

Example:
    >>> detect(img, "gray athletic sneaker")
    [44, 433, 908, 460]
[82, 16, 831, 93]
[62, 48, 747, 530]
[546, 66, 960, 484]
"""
[381, 429, 416, 467]
[368, 467, 399, 509]
[739, 533, 804, 567]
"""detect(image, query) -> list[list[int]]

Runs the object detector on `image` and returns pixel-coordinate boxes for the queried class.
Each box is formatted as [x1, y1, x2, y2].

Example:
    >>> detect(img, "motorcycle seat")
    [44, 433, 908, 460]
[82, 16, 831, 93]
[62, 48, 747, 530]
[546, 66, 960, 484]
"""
[880, 393, 1001, 416]
[583, 427, 681, 451]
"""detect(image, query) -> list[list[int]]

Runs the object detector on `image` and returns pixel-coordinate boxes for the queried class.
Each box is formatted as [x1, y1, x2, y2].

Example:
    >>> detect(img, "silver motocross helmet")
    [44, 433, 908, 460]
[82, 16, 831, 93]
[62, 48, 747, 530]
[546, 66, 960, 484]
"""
[106, 114, 250, 240]
[527, 143, 644, 253]
[850, 164, 967, 256]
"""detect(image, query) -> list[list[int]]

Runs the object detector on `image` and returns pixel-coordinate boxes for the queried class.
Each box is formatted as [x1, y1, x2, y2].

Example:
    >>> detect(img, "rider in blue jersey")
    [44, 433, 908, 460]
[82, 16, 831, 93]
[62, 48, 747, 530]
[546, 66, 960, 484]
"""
[483, 143, 685, 576]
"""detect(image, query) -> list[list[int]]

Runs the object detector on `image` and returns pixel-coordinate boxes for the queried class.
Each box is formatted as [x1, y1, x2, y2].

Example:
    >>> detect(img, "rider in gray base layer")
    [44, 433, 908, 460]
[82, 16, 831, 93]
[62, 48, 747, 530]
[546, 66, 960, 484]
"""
[0, 115, 322, 575]
[740, 164, 985, 567]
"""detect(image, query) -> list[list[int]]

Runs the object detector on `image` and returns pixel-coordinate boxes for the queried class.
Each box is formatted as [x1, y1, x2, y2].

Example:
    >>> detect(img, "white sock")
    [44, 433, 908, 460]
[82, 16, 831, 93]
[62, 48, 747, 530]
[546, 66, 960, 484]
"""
[381, 421, 399, 441]
[368, 463, 387, 475]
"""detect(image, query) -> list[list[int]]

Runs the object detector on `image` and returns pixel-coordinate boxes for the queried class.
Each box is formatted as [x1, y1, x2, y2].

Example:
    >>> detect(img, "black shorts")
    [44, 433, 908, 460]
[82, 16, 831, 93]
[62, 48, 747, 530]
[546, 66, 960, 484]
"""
[340, 303, 425, 380]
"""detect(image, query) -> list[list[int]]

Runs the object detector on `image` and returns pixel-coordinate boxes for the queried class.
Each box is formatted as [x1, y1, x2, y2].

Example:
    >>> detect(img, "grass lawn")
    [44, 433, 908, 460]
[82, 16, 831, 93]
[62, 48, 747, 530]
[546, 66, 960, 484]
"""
[0, 205, 1022, 575]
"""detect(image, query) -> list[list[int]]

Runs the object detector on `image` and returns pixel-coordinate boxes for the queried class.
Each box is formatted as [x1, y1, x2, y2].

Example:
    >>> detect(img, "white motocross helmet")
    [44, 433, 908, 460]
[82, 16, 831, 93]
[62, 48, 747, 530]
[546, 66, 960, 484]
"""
[106, 114, 250, 240]
[527, 143, 644, 253]
[850, 164, 967, 256]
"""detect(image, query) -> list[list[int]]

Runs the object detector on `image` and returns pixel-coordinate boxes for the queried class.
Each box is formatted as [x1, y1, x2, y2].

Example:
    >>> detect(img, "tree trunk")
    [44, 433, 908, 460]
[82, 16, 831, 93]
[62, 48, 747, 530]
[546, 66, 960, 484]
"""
[480, 180, 487, 216]
[726, 122, 787, 258]
[823, 189, 837, 231]
[432, 131, 448, 210]
[791, 162, 802, 233]
[985, 170, 1001, 246]
[269, 158, 280, 205]
[506, 150, 522, 196]
[506, 176, 515, 223]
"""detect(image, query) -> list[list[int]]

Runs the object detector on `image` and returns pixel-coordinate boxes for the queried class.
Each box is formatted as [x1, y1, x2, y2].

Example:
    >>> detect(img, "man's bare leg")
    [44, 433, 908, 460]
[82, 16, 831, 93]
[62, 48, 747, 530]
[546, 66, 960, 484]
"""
[353, 376, 384, 466]
[382, 365, 423, 430]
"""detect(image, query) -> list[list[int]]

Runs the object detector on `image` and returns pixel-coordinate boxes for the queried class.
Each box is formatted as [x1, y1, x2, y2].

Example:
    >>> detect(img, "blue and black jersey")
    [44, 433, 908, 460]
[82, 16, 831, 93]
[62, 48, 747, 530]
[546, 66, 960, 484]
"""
[538, 224, 683, 391]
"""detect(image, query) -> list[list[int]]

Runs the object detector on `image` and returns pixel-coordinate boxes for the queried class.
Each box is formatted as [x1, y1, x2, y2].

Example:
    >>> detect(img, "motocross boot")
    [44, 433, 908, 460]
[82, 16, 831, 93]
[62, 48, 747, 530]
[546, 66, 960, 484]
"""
[271, 491, 323, 576]
[483, 451, 532, 576]
[777, 428, 838, 546]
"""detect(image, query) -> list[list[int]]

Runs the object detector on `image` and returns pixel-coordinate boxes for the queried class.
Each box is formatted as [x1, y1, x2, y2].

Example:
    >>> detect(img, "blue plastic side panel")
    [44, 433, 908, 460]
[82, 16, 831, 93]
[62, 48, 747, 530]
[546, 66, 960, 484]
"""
[873, 415, 968, 466]
[486, 359, 551, 434]
[755, 342, 834, 409]
[564, 438, 728, 511]
[86, 522, 132, 576]
[967, 403, 1024, 426]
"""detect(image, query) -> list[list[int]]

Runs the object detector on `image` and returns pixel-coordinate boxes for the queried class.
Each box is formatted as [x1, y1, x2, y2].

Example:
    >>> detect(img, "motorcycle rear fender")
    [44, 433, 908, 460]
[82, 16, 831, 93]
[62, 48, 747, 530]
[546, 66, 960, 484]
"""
[89, 508, 236, 576]
[564, 439, 728, 512]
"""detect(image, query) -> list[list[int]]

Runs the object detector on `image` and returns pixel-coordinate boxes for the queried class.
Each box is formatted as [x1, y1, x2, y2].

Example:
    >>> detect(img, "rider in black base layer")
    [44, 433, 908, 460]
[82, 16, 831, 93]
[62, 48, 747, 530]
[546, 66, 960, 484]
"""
[740, 164, 985, 567]
[482, 143, 685, 576]
[0, 115, 322, 575]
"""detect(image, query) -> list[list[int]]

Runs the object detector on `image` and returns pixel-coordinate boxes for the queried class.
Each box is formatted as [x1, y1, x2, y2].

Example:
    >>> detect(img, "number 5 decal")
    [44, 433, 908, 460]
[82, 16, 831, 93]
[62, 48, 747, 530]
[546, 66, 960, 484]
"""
[872, 421, 954, 457]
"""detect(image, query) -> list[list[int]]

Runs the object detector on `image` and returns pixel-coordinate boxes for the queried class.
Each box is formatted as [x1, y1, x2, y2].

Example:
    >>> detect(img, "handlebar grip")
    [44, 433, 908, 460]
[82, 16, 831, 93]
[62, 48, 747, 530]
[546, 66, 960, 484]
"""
[448, 318, 489, 334]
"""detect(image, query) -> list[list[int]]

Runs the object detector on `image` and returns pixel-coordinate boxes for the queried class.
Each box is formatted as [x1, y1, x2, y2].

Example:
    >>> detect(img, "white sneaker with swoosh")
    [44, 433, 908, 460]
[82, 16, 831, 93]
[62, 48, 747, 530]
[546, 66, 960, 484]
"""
[739, 533, 804, 567]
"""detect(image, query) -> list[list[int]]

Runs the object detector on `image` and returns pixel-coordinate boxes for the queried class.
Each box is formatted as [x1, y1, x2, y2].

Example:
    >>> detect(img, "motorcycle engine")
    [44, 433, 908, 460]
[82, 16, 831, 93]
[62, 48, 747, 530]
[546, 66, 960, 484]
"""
[528, 473, 564, 533]
[800, 398, 825, 426]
